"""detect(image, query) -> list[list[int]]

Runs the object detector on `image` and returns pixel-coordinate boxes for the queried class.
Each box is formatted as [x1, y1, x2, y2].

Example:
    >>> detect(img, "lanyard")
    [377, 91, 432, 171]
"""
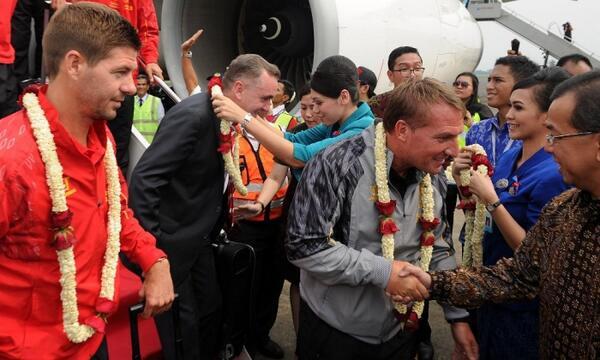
[491, 125, 514, 166]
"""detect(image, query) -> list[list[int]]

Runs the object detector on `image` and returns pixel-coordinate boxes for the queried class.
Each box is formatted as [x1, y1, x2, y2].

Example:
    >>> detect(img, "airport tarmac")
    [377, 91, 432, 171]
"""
[256, 210, 466, 360]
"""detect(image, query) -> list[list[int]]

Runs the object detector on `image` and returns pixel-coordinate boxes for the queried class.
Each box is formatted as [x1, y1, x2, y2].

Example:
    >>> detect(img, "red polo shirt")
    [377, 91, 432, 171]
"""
[72, 0, 160, 65]
[0, 88, 165, 359]
[0, 0, 17, 64]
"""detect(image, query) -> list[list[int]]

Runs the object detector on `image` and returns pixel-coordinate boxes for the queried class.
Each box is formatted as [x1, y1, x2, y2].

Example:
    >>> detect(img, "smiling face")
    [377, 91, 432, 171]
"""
[487, 64, 516, 110]
[311, 89, 348, 126]
[396, 102, 463, 174]
[76, 46, 138, 121]
[506, 87, 546, 141]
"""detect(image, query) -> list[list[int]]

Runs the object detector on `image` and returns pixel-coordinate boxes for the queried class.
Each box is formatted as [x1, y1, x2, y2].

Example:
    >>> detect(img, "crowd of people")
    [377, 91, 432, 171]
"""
[0, 2, 599, 360]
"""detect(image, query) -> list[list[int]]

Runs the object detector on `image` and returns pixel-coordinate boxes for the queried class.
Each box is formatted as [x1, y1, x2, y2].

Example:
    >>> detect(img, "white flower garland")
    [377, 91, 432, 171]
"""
[459, 144, 489, 267]
[23, 92, 121, 343]
[374, 122, 437, 322]
[211, 85, 247, 196]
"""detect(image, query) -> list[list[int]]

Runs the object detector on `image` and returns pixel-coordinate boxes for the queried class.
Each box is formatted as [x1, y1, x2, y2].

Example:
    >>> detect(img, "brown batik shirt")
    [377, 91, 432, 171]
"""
[430, 188, 600, 359]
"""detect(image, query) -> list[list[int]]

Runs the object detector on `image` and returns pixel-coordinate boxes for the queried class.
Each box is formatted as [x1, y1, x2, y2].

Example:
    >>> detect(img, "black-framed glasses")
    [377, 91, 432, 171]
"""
[392, 67, 425, 76]
[452, 80, 470, 88]
[545, 131, 595, 145]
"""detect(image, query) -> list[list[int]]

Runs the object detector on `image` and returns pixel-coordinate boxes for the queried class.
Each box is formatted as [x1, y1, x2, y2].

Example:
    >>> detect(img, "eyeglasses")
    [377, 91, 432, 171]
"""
[392, 67, 425, 76]
[545, 131, 595, 145]
[452, 80, 470, 88]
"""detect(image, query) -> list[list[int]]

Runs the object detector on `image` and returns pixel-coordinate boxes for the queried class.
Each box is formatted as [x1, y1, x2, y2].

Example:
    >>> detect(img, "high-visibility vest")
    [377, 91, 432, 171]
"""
[274, 111, 295, 131]
[234, 134, 288, 222]
[458, 112, 481, 148]
[133, 95, 160, 143]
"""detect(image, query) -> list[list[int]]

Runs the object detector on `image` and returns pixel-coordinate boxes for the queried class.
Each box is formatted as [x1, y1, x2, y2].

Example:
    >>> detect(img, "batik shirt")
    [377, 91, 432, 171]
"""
[430, 189, 600, 359]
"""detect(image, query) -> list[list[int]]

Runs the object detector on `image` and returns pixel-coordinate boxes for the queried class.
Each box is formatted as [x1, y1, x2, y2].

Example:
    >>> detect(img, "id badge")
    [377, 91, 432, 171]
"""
[484, 211, 494, 233]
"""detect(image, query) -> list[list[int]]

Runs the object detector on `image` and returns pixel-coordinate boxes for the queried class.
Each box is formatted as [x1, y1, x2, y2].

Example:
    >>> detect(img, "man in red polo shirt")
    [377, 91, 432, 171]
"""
[0, 3, 174, 359]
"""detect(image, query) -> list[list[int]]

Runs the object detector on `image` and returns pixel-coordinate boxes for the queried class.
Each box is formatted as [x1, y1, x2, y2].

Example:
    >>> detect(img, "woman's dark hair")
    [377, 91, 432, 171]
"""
[310, 55, 359, 103]
[512, 66, 571, 112]
[298, 81, 311, 99]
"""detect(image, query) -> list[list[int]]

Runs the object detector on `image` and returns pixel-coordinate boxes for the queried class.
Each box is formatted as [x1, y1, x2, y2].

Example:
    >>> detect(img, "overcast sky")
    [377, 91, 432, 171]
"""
[476, 0, 600, 71]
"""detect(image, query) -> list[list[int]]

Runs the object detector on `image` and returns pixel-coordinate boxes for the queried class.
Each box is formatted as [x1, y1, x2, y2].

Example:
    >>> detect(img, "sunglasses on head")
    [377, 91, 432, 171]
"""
[453, 80, 470, 88]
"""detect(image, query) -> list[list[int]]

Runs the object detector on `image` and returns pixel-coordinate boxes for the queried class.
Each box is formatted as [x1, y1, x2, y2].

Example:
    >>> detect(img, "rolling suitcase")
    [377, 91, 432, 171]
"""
[212, 230, 256, 360]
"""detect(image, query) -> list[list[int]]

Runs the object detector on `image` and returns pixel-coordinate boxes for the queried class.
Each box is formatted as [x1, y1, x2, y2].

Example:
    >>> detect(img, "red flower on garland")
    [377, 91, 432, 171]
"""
[375, 200, 396, 216]
[206, 74, 223, 94]
[457, 200, 476, 211]
[420, 233, 435, 247]
[52, 228, 76, 250]
[51, 210, 73, 230]
[418, 217, 440, 231]
[403, 311, 420, 332]
[217, 132, 234, 154]
[459, 185, 472, 198]
[379, 218, 399, 235]
[471, 154, 494, 177]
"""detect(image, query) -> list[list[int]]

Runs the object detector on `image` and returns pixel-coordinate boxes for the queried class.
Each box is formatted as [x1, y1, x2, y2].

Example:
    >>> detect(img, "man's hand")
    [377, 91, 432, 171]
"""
[388, 264, 432, 303]
[139, 259, 175, 318]
[181, 29, 204, 53]
[451, 149, 473, 183]
[212, 93, 247, 124]
[234, 203, 263, 221]
[451, 322, 479, 360]
[385, 261, 429, 302]
[145, 62, 164, 84]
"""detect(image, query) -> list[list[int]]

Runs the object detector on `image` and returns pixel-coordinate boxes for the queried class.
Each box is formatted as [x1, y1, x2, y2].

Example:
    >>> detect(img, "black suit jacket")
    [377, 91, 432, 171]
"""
[130, 93, 225, 313]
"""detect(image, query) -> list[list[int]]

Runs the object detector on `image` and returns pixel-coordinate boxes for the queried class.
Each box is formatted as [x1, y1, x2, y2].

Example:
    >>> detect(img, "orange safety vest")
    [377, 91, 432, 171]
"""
[234, 133, 288, 221]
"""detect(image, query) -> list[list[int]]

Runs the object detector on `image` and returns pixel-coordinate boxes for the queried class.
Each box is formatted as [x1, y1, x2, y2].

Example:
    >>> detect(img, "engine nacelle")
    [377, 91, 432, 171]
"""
[159, 0, 483, 98]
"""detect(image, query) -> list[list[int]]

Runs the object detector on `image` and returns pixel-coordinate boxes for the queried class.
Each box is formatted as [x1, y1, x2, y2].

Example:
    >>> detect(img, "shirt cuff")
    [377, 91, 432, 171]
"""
[429, 271, 452, 300]
[136, 248, 167, 274]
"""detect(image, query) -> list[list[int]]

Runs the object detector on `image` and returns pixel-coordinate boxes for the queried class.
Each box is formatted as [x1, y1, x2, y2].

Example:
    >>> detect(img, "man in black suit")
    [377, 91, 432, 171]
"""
[129, 54, 281, 359]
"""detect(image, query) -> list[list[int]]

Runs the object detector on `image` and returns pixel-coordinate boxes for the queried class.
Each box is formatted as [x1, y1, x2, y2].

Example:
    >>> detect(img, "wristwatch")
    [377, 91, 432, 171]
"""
[485, 200, 502, 213]
[242, 113, 253, 128]
[183, 50, 192, 58]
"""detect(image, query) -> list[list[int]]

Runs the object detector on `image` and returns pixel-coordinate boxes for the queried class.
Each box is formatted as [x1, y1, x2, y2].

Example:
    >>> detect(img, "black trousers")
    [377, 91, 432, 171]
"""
[107, 95, 134, 175]
[0, 64, 19, 119]
[91, 338, 109, 360]
[11, 0, 45, 83]
[155, 246, 222, 360]
[297, 301, 419, 360]
[228, 219, 285, 354]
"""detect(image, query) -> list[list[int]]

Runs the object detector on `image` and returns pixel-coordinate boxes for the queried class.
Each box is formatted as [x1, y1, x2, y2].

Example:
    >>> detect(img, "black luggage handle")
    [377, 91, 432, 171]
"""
[129, 294, 182, 360]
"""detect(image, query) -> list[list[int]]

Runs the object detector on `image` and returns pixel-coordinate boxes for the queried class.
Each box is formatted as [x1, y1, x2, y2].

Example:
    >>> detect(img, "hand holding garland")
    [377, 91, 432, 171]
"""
[211, 93, 303, 168]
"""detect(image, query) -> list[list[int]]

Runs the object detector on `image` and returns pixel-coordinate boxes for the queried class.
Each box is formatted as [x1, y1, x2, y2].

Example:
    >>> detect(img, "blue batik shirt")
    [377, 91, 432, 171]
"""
[465, 116, 521, 166]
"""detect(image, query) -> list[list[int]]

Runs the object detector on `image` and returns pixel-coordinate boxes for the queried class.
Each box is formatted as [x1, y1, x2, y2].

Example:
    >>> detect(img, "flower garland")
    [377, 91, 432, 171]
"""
[23, 91, 121, 343]
[457, 144, 493, 267]
[207, 76, 247, 196]
[374, 122, 440, 331]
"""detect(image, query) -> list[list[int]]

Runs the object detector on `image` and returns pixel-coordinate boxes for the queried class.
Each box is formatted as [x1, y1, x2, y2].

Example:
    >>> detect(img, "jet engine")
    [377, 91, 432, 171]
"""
[158, 0, 483, 98]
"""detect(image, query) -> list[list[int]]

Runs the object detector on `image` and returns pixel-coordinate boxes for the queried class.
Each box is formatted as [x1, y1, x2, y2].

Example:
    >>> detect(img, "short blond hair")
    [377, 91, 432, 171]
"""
[383, 78, 466, 131]
[42, 2, 140, 79]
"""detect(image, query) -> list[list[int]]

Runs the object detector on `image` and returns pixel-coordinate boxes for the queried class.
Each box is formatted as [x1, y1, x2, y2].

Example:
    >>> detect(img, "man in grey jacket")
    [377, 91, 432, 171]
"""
[287, 78, 478, 360]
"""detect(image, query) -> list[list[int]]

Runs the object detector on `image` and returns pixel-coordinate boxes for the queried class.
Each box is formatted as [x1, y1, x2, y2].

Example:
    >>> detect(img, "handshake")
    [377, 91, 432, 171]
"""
[385, 261, 432, 303]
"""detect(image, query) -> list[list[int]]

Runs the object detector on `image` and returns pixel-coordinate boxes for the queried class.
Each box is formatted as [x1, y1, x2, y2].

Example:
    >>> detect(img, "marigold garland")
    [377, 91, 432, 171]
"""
[207, 76, 247, 196]
[457, 144, 492, 267]
[374, 122, 440, 331]
[23, 91, 121, 343]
